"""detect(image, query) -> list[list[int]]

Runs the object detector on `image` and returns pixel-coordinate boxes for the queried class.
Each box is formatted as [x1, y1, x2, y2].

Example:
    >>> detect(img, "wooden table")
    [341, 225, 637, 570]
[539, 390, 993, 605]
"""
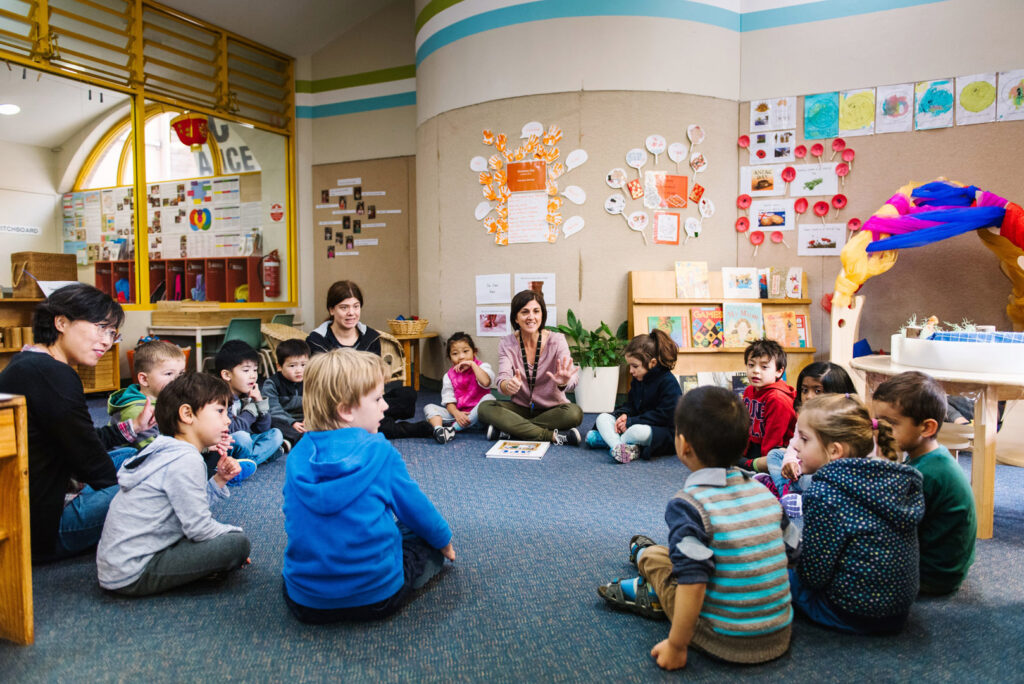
[851, 355, 1024, 539]
[391, 331, 438, 391]
[0, 393, 32, 644]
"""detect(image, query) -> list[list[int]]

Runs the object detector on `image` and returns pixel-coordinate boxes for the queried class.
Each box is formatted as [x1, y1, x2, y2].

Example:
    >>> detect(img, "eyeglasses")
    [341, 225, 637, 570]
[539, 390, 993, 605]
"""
[93, 322, 122, 345]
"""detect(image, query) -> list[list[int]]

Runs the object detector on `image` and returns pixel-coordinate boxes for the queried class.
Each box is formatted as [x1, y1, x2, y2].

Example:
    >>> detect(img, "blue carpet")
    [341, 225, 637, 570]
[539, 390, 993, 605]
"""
[2, 393, 1023, 681]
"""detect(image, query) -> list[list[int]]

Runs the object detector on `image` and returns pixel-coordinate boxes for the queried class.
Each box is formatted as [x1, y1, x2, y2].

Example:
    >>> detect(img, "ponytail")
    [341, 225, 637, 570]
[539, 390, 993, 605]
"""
[625, 329, 677, 370]
[873, 419, 901, 462]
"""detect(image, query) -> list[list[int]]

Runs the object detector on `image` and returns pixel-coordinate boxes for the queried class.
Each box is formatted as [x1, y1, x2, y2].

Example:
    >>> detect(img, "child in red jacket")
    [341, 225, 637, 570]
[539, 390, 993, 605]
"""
[741, 339, 796, 466]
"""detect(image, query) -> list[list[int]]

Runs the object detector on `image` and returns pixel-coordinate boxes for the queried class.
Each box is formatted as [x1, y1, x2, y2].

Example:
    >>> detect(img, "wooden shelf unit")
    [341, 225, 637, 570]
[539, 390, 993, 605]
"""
[95, 256, 264, 304]
[627, 270, 816, 379]
[0, 394, 32, 644]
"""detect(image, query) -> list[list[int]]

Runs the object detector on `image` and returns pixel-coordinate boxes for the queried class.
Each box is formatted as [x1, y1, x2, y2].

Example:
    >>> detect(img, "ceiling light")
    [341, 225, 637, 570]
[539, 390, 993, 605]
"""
[0, 104, 20, 115]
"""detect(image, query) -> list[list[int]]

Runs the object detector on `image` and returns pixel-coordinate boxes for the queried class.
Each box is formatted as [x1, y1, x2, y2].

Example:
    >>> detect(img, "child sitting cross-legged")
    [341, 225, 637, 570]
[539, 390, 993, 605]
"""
[423, 332, 495, 444]
[788, 394, 924, 634]
[97, 373, 251, 596]
[597, 386, 796, 670]
[741, 339, 797, 469]
[282, 350, 455, 623]
[107, 340, 186, 450]
[262, 338, 309, 451]
[214, 339, 284, 483]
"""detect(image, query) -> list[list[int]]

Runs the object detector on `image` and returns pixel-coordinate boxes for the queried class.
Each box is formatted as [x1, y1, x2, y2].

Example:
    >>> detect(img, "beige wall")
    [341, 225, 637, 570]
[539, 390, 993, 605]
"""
[0, 140, 60, 287]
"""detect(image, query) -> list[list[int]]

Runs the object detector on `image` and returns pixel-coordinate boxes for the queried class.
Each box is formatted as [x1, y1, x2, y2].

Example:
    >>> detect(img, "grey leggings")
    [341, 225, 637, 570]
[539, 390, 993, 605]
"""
[114, 531, 250, 597]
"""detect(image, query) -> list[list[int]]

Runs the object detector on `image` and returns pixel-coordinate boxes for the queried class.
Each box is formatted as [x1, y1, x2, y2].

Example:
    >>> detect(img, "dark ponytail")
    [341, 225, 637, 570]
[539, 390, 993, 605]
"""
[873, 420, 902, 462]
[624, 329, 677, 371]
[32, 283, 124, 346]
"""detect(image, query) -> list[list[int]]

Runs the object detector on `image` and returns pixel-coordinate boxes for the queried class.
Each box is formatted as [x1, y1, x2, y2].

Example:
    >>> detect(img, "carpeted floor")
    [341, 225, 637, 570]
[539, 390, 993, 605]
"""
[2, 392, 1023, 682]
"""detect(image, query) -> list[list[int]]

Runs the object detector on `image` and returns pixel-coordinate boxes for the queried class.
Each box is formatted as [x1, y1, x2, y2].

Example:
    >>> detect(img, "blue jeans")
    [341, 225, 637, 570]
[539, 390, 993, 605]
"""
[230, 428, 283, 465]
[54, 446, 138, 559]
[765, 448, 813, 496]
[788, 568, 903, 635]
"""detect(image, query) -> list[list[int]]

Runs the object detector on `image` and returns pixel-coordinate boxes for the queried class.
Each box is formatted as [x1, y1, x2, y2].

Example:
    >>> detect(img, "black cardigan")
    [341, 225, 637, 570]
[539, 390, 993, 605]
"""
[0, 351, 129, 559]
[613, 365, 683, 458]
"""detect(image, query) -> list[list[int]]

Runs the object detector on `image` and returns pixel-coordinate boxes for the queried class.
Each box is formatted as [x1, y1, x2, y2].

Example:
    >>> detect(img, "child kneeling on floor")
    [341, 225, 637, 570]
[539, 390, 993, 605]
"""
[97, 373, 251, 596]
[598, 386, 796, 670]
[282, 349, 455, 623]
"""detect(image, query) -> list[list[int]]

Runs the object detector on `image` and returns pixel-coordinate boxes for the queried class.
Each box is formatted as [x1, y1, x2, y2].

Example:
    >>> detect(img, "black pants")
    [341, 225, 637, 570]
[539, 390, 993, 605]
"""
[380, 382, 431, 439]
[271, 416, 305, 445]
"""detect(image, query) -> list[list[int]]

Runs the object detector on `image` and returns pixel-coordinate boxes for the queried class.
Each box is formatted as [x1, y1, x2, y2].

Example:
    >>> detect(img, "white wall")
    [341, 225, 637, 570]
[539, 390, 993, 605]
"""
[0, 140, 60, 288]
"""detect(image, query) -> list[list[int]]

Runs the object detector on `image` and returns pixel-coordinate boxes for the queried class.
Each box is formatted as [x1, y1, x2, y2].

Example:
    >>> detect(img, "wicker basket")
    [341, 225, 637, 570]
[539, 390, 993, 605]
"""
[387, 318, 428, 335]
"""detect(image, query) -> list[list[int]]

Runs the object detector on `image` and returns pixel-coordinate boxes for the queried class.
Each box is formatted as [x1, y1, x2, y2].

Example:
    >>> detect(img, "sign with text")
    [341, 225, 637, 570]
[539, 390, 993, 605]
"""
[506, 160, 547, 193]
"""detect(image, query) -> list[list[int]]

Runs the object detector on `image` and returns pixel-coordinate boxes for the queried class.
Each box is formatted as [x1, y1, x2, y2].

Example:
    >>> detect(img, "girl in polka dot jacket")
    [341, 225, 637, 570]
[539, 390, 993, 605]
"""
[787, 394, 924, 635]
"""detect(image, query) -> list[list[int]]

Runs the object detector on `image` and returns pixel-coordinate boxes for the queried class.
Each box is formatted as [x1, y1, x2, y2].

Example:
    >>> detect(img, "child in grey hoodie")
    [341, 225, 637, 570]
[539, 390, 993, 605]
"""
[97, 373, 251, 596]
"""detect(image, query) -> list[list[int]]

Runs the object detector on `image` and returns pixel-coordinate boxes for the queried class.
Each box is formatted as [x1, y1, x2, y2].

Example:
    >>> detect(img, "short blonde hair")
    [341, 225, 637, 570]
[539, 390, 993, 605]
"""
[135, 340, 186, 375]
[303, 349, 385, 431]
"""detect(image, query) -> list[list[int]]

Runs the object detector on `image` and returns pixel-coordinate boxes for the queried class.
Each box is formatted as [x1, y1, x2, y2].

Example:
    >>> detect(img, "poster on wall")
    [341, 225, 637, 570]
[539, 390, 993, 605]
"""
[739, 165, 786, 197]
[875, 83, 914, 133]
[747, 130, 795, 164]
[914, 80, 954, 130]
[643, 171, 688, 209]
[476, 306, 510, 337]
[750, 96, 796, 131]
[652, 211, 680, 245]
[507, 192, 550, 243]
[476, 273, 511, 304]
[798, 223, 847, 256]
[838, 88, 875, 136]
[750, 199, 795, 231]
[506, 161, 547, 192]
[513, 273, 556, 303]
[996, 69, 1024, 122]
[788, 163, 839, 197]
[955, 73, 997, 125]
[803, 92, 839, 140]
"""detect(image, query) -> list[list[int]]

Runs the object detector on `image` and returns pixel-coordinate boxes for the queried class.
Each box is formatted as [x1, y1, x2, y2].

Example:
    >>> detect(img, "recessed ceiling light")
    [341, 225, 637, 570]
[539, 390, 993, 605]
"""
[0, 104, 20, 115]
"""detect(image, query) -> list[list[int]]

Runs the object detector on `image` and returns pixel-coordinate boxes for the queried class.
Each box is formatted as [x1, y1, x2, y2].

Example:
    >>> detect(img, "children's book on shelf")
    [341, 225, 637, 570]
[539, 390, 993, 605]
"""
[758, 268, 769, 299]
[675, 261, 710, 298]
[648, 315, 688, 348]
[768, 267, 787, 299]
[485, 440, 550, 460]
[696, 371, 748, 396]
[721, 267, 760, 299]
[786, 267, 804, 298]
[678, 374, 699, 395]
[691, 306, 724, 348]
[723, 302, 764, 347]
[794, 313, 809, 347]
[731, 372, 751, 397]
[763, 310, 800, 347]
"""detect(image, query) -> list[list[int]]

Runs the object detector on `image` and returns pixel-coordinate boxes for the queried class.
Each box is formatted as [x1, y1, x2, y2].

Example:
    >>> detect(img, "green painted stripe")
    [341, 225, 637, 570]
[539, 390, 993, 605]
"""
[416, 0, 466, 33]
[295, 65, 416, 94]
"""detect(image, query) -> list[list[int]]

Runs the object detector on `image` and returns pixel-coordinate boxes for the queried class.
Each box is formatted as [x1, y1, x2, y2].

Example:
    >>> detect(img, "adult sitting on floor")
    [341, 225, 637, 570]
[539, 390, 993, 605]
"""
[0, 283, 152, 562]
[306, 279, 431, 439]
[478, 289, 583, 446]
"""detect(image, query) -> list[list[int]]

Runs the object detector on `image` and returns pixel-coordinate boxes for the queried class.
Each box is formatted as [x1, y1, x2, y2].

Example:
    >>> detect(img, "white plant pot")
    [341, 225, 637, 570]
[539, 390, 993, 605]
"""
[573, 366, 620, 413]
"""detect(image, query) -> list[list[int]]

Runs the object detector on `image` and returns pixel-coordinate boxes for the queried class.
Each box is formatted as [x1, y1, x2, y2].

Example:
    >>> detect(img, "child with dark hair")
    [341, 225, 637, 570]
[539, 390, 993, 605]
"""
[97, 373, 250, 596]
[597, 386, 795, 670]
[586, 329, 682, 463]
[873, 371, 976, 595]
[423, 332, 494, 444]
[262, 338, 310, 450]
[108, 340, 186, 450]
[214, 339, 283, 482]
[741, 338, 796, 467]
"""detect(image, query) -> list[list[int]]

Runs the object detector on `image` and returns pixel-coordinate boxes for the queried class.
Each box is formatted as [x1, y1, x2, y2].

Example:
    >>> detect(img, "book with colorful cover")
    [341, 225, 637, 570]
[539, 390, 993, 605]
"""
[786, 267, 804, 298]
[768, 267, 787, 299]
[731, 371, 751, 397]
[648, 315, 688, 348]
[763, 310, 799, 347]
[486, 440, 550, 460]
[690, 306, 724, 348]
[678, 374, 699, 395]
[794, 313, 809, 348]
[721, 267, 760, 299]
[675, 261, 710, 298]
[722, 302, 764, 347]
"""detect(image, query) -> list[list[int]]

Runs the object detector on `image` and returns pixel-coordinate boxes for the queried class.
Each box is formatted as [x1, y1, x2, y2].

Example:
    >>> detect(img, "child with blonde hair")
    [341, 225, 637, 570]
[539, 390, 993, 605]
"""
[585, 329, 682, 463]
[788, 394, 924, 634]
[108, 340, 187, 450]
[282, 350, 454, 623]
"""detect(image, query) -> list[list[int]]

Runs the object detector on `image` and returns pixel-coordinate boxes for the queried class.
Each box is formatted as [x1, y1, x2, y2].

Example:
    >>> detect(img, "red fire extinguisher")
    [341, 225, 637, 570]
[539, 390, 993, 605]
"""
[263, 249, 281, 298]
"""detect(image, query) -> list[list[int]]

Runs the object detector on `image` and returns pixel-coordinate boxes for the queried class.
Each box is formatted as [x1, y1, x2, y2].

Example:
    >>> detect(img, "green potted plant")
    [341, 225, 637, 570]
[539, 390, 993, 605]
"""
[547, 309, 628, 413]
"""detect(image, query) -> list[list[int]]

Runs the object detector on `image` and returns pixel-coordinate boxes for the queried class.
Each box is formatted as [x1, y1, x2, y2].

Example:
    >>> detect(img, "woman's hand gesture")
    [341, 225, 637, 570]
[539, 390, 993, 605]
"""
[133, 397, 157, 434]
[546, 356, 579, 388]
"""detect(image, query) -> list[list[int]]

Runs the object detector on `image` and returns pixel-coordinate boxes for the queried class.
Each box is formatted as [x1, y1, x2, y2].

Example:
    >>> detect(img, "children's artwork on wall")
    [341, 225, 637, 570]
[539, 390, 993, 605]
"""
[643, 171, 688, 209]
[476, 273, 511, 304]
[789, 163, 839, 197]
[739, 165, 785, 197]
[797, 222, 846, 256]
[653, 211, 680, 245]
[956, 73, 997, 125]
[915, 80, 954, 130]
[748, 130, 795, 163]
[838, 88, 875, 136]
[996, 70, 1024, 121]
[750, 96, 796, 131]
[875, 83, 914, 133]
[513, 273, 555, 303]
[803, 92, 839, 139]
[750, 199, 795, 231]
[476, 307, 510, 337]
[721, 267, 760, 299]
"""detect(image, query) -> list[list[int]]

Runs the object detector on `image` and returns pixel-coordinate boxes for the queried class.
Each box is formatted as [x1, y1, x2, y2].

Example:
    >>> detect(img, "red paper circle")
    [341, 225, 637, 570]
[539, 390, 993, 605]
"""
[832, 194, 848, 209]
[756, 149, 766, 159]
[813, 201, 829, 217]
[749, 231, 765, 245]
[847, 218, 862, 231]
[737, 194, 752, 209]
[770, 231, 785, 244]
[835, 162, 850, 177]
[842, 148, 855, 162]
[781, 167, 796, 182]
[810, 143, 824, 158]
[794, 145, 807, 158]
[831, 138, 847, 152]
[794, 198, 809, 214]
[737, 135, 750, 148]
[735, 217, 750, 232]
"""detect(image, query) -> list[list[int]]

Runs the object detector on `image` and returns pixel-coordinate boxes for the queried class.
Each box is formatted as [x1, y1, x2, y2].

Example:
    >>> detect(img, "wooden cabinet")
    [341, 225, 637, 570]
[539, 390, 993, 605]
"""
[628, 270, 816, 379]
[0, 394, 32, 644]
[94, 257, 264, 304]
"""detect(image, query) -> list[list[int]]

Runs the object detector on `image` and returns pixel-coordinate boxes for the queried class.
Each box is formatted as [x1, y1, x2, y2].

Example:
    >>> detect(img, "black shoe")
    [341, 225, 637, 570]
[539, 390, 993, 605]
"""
[554, 428, 582, 446]
[486, 424, 499, 441]
[434, 426, 455, 444]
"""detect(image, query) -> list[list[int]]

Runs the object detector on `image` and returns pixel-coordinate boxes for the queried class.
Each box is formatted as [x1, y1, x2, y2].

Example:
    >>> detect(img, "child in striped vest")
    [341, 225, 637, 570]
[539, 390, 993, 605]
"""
[597, 386, 797, 670]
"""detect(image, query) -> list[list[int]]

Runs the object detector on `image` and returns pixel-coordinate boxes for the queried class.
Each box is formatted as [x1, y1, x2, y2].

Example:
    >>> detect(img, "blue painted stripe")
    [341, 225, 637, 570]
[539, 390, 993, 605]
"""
[416, 0, 945, 65]
[701, 491, 776, 510]
[295, 92, 416, 119]
[702, 604, 791, 626]
[717, 552, 787, 572]
[707, 568, 788, 588]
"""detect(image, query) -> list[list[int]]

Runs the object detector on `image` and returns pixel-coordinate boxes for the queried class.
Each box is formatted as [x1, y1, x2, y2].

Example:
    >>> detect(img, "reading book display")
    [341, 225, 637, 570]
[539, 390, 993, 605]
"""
[627, 269, 815, 378]
[485, 440, 550, 460]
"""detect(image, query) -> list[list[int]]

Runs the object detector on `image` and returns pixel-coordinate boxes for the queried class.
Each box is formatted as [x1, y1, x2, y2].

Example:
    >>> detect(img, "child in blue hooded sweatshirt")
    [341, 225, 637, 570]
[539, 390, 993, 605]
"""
[282, 349, 455, 623]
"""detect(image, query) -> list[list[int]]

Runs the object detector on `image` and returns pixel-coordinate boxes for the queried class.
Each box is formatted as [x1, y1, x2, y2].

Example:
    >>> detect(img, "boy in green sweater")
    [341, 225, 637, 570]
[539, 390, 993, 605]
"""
[108, 340, 187, 450]
[873, 371, 977, 595]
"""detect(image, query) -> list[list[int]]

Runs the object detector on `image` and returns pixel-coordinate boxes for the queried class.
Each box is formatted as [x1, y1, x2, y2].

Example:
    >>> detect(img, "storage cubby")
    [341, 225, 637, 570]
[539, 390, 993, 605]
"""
[95, 256, 264, 303]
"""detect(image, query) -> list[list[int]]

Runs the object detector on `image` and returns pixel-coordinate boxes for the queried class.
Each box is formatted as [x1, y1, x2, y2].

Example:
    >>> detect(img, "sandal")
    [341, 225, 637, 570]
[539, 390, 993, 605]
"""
[597, 578, 666, 620]
[628, 534, 657, 566]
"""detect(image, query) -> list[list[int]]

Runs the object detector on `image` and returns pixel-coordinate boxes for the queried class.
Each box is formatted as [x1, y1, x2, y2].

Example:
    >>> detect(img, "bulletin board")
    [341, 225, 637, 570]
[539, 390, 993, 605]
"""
[311, 156, 416, 330]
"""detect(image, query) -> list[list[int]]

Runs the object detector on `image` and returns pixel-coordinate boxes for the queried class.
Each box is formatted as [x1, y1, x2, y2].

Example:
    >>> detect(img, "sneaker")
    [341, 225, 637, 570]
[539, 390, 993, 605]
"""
[486, 424, 499, 441]
[434, 426, 456, 444]
[282, 439, 292, 454]
[227, 459, 257, 487]
[612, 443, 640, 463]
[552, 428, 581, 446]
[753, 472, 779, 497]
[585, 429, 607, 449]
[499, 431, 510, 441]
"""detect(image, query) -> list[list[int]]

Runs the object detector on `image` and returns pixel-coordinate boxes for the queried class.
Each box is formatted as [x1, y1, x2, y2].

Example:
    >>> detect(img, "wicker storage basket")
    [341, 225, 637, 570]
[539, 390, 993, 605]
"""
[387, 318, 428, 335]
[11, 252, 78, 298]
